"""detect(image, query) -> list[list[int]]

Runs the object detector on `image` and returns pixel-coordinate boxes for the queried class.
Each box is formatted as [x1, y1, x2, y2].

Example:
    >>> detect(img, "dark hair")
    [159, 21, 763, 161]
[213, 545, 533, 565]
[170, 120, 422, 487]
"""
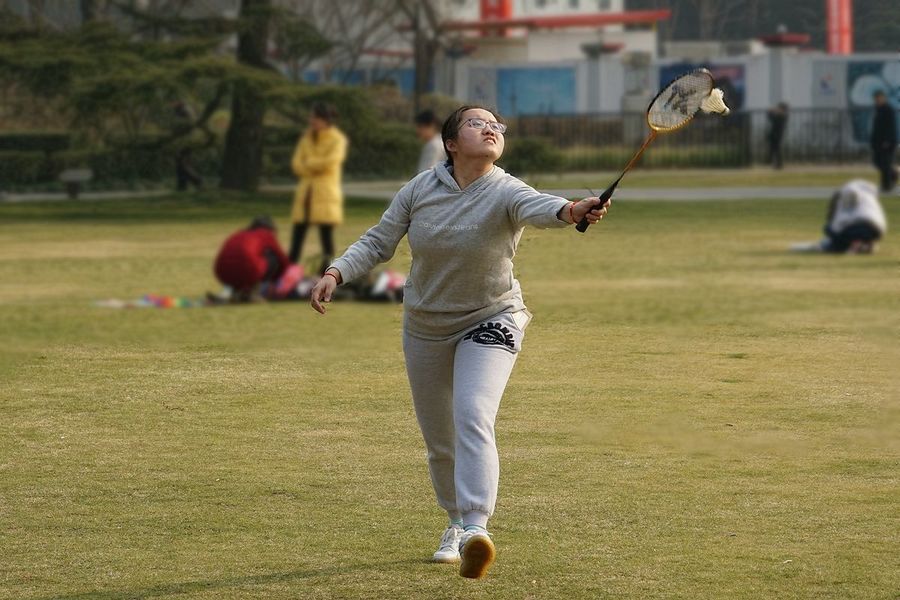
[872, 90, 887, 99]
[415, 109, 442, 128]
[311, 102, 338, 123]
[440, 104, 505, 165]
[248, 215, 275, 231]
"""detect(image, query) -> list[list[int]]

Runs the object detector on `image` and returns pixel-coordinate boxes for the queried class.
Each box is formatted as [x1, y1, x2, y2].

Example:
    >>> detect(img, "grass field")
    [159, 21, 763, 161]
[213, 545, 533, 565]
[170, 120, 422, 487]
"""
[1, 191, 898, 599]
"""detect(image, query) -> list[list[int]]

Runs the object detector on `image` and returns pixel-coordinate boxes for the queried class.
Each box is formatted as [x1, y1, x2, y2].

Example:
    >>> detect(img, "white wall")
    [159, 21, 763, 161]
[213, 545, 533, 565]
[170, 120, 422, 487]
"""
[447, 46, 900, 114]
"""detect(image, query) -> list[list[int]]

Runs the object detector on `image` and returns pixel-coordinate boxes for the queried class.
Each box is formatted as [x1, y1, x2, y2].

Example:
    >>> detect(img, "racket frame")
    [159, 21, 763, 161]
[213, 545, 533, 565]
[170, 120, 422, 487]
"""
[576, 68, 714, 233]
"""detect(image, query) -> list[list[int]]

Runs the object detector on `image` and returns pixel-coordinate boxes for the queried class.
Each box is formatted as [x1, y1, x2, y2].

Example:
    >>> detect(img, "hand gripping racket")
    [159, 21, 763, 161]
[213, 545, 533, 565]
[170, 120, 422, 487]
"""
[576, 68, 717, 233]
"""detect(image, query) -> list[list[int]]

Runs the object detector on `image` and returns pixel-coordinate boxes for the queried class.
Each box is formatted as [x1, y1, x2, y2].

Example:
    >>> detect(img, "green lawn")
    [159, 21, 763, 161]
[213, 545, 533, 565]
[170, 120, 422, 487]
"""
[1, 192, 898, 599]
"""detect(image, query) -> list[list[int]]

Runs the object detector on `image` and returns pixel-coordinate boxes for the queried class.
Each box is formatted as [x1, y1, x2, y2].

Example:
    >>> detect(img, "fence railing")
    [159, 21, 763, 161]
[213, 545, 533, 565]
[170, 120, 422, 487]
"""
[1, 108, 894, 190]
[507, 108, 893, 169]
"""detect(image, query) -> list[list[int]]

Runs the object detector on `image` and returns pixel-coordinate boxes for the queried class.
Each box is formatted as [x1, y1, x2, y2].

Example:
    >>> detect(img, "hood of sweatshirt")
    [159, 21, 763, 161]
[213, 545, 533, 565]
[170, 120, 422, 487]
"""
[433, 162, 505, 195]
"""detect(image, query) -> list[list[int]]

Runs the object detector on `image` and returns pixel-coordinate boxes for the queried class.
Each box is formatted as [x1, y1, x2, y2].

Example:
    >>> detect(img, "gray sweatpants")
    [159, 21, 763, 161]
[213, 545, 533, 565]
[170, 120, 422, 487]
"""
[403, 310, 530, 528]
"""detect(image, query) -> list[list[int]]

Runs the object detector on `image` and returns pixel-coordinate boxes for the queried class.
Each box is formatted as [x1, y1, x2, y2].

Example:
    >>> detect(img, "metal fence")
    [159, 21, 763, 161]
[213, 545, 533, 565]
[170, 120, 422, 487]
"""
[507, 108, 895, 169]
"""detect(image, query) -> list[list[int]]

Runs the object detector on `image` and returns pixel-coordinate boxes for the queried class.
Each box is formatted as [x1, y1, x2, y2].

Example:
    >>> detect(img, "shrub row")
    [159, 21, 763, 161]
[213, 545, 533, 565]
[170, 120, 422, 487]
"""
[1, 124, 421, 188]
[0, 132, 70, 153]
[498, 137, 748, 177]
[0, 146, 225, 188]
[0, 133, 748, 189]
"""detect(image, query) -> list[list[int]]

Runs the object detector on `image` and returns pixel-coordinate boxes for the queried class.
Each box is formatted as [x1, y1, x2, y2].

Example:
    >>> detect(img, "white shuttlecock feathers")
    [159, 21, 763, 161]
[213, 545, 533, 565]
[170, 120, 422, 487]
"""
[700, 88, 730, 115]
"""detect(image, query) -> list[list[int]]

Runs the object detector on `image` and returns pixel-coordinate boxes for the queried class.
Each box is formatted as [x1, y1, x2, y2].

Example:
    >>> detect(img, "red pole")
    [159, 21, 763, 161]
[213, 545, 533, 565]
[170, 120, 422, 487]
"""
[480, 0, 513, 37]
[826, 0, 853, 55]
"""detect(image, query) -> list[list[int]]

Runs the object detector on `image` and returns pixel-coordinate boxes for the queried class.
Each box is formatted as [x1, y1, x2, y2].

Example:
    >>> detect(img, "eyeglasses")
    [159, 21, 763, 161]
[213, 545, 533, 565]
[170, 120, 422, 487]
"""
[461, 118, 507, 134]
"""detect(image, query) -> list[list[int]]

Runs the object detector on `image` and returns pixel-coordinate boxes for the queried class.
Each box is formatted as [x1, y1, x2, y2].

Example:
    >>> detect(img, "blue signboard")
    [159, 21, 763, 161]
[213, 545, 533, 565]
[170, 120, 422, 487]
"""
[496, 67, 576, 116]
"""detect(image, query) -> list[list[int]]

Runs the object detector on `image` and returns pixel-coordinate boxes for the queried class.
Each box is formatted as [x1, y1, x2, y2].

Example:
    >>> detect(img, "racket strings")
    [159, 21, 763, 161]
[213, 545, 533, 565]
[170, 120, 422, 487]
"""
[647, 72, 713, 131]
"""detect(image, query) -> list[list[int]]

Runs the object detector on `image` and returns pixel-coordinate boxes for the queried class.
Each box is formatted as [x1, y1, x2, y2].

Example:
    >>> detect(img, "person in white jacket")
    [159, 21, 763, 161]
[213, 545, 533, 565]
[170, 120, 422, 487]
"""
[415, 109, 447, 173]
[793, 179, 887, 253]
[309, 105, 609, 579]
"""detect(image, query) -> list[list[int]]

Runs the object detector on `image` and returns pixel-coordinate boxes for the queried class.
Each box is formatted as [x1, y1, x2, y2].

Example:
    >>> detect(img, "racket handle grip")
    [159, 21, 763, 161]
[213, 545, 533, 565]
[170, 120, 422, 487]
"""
[575, 185, 616, 233]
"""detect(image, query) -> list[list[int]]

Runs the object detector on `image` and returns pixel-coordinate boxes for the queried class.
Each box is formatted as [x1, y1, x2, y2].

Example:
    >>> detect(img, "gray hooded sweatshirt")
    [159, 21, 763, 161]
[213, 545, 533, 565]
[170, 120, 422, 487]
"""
[330, 163, 571, 339]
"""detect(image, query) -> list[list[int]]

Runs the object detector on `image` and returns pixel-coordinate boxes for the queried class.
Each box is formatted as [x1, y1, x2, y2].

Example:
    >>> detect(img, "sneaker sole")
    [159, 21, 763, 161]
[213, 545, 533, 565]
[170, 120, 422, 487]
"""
[459, 536, 495, 579]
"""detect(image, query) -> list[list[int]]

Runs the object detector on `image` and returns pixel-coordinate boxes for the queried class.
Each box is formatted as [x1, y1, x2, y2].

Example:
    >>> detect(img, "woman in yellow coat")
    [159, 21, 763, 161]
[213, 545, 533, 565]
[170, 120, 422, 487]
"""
[289, 102, 348, 274]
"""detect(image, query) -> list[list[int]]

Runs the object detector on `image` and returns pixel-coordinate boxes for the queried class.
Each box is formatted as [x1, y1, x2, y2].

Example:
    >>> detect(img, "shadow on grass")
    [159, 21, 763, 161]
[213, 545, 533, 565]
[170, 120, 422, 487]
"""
[744, 249, 896, 267]
[39, 559, 430, 600]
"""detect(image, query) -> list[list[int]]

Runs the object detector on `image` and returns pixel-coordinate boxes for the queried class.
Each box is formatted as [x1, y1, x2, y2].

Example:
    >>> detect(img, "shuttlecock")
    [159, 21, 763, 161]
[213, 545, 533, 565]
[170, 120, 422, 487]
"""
[701, 88, 730, 115]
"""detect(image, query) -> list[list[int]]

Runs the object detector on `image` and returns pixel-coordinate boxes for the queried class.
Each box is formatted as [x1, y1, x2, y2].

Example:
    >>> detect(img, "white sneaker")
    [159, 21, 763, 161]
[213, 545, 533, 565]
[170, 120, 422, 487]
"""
[432, 525, 463, 563]
[458, 529, 496, 579]
[789, 240, 826, 253]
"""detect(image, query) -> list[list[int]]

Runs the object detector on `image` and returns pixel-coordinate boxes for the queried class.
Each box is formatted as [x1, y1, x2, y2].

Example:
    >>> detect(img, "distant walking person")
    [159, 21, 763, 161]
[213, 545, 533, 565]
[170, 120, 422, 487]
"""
[415, 109, 447, 172]
[870, 91, 897, 192]
[289, 102, 348, 274]
[766, 102, 789, 170]
[171, 101, 203, 191]
[175, 147, 203, 191]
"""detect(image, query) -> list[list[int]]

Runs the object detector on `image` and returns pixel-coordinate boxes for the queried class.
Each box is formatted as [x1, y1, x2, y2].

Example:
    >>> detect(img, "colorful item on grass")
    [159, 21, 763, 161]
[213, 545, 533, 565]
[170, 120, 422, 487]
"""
[95, 267, 407, 308]
[95, 294, 206, 309]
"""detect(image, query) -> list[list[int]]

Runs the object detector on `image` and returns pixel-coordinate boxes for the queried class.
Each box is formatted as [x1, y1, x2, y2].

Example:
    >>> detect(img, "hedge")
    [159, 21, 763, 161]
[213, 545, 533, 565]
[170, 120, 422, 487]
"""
[561, 143, 749, 170]
[345, 122, 419, 179]
[500, 136, 565, 177]
[0, 131, 749, 189]
[0, 132, 70, 153]
[263, 122, 420, 180]
[0, 151, 50, 185]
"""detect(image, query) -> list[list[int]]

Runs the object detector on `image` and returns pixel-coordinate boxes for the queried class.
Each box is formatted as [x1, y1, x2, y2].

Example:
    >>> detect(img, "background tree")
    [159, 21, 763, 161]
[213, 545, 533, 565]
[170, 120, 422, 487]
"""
[287, 0, 400, 84]
[272, 13, 332, 82]
[393, 0, 443, 115]
[220, 0, 272, 192]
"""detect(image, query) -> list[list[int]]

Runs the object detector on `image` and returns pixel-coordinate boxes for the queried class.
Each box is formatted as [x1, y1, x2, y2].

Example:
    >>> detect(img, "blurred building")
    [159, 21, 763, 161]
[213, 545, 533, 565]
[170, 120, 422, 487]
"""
[7, 0, 897, 129]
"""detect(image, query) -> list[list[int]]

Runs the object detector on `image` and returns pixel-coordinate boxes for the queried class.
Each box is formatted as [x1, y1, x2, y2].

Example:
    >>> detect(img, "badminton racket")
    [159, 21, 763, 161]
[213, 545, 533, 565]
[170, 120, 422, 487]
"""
[577, 68, 728, 232]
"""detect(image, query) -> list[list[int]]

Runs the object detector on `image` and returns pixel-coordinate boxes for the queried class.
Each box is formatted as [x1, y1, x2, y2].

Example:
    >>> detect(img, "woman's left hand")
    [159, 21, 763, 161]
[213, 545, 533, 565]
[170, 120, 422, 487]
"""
[571, 197, 610, 225]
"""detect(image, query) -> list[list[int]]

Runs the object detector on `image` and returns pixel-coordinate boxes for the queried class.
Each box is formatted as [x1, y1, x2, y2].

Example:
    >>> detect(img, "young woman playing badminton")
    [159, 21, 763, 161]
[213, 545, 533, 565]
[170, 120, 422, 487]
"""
[309, 105, 608, 579]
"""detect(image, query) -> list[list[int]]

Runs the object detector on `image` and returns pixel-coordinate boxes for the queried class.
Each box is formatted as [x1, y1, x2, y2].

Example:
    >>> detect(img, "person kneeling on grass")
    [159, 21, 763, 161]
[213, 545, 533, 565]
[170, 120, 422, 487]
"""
[211, 216, 291, 303]
[791, 179, 887, 254]
[308, 105, 610, 579]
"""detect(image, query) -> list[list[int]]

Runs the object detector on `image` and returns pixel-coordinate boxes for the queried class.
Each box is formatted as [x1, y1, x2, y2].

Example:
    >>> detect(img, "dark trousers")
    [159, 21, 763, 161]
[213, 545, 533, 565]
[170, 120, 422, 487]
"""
[767, 139, 784, 169]
[176, 159, 202, 191]
[872, 147, 897, 191]
[289, 223, 335, 273]
[824, 221, 882, 253]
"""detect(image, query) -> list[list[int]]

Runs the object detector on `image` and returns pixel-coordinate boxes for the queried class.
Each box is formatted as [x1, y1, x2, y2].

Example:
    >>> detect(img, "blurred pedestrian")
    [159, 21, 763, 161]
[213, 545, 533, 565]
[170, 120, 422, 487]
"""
[790, 180, 887, 254]
[415, 109, 446, 172]
[211, 216, 290, 303]
[766, 102, 789, 170]
[171, 100, 202, 191]
[175, 147, 203, 191]
[289, 102, 348, 274]
[870, 91, 897, 192]
[309, 105, 609, 579]
[172, 100, 195, 131]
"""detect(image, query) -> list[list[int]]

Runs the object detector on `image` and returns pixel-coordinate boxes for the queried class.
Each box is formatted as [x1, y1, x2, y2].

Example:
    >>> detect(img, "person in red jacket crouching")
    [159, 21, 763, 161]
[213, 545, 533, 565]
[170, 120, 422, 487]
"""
[211, 216, 293, 303]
